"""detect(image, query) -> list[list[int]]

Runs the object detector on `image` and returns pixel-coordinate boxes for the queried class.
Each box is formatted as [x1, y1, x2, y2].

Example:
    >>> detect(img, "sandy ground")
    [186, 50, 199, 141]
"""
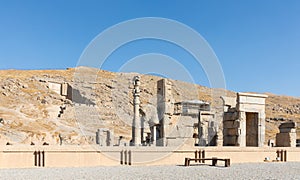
[0, 162, 299, 180]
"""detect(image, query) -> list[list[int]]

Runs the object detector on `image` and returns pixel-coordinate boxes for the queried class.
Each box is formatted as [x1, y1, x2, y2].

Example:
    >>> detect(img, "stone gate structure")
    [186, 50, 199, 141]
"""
[222, 93, 268, 147]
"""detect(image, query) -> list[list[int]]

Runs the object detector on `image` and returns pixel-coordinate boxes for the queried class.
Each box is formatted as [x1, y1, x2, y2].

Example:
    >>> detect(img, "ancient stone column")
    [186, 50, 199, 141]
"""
[132, 76, 141, 146]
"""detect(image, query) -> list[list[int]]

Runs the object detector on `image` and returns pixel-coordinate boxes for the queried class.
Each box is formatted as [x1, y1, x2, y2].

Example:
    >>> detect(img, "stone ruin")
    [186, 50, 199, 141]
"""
[128, 77, 272, 147]
[276, 121, 297, 147]
[174, 100, 216, 146]
[156, 79, 219, 146]
[47, 81, 68, 97]
[42, 75, 277, 148]
[131, 76, 160, 146]
[96, 128, 114, 146]
[130, 78, 218, 147]
[222, 93, 268, 147]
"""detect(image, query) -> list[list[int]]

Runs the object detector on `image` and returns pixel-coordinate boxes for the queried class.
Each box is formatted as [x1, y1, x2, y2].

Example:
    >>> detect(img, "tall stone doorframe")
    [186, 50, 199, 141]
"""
[223, 93, 268, 147]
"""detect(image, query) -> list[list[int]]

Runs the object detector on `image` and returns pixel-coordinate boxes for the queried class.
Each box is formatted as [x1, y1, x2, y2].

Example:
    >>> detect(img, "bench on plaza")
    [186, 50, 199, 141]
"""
[184, 157, 231, 167]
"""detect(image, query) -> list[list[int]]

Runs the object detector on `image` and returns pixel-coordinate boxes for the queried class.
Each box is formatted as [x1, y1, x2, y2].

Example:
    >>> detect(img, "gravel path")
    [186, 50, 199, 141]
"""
[0, 162, 299, 180]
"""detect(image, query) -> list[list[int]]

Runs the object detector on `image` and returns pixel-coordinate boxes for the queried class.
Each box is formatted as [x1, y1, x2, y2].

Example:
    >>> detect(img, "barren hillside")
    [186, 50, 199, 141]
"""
[0, 67, 299, 145]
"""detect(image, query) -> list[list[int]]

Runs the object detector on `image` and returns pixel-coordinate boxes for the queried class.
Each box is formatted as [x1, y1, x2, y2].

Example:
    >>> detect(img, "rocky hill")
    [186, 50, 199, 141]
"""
[0, 67, 299, 145]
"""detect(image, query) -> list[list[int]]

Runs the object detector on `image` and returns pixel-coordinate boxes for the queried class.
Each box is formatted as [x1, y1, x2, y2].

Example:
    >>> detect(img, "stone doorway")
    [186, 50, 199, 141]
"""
[246, 112, 259, 147]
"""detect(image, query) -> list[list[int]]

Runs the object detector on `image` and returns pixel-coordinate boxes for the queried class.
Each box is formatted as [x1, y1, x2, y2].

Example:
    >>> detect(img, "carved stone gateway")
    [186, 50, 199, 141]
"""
[223, 93, 268, 147]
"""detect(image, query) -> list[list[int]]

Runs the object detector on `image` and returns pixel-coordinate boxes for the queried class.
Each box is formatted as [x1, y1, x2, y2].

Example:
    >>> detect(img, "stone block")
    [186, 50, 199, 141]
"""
[224, 128, 239, 136]
[223, 135, 238, 146]
[223, 120, 240, 128]
[238, 96, 266, 105]
[279, 122, 297, 129]
[48, 81, 61, 94]
[224, 112, 238, 121]
[276, 132, 296, 147]
[238, 104, 265, 112]
[238, 93, 267, 104]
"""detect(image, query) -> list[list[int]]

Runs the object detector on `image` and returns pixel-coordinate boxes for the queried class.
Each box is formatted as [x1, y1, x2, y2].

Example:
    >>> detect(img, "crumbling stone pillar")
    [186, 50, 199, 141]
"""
[157, 79, 174, 146]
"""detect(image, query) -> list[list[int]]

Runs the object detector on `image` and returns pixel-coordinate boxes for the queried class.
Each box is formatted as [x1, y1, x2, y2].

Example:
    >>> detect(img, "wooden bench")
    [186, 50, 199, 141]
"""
[184, 157, 230, 167]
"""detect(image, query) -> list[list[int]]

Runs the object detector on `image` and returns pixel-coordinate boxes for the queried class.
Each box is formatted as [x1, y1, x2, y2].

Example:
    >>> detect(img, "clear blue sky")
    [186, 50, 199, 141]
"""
[0, 0, 299, 97]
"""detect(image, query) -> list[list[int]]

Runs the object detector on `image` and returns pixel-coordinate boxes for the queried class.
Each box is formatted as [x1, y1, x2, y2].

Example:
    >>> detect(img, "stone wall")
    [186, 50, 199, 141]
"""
[1, 146, 300, 168]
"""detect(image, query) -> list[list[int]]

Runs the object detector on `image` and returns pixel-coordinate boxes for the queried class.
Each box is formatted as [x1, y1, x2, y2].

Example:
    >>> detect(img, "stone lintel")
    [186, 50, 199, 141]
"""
[237, 92, 268, 98]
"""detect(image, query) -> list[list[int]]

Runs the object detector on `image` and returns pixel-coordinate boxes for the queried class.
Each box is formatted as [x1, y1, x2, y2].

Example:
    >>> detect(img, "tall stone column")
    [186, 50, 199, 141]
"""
[132, 76, 141, 146]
